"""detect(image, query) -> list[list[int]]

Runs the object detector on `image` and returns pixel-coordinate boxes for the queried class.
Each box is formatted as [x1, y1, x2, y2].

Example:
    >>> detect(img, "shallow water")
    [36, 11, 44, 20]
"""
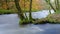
[25, 10, 55, 19]
[0, 11, 60, 34]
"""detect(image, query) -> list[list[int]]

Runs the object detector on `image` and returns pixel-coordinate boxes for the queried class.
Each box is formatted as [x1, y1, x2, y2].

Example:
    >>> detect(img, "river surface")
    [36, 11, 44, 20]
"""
[25, 10, 55, 19]
[0, 10, 60, 34]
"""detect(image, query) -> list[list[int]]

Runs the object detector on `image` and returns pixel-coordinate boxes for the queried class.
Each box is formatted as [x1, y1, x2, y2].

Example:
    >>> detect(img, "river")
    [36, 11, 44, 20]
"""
[0, 10, 60, 34]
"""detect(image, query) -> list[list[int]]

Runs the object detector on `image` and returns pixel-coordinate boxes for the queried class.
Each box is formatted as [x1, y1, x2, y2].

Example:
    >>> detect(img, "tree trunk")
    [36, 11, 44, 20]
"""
[24, 0, 28, 19]
[49, 6, 51, 14]
[14, 0, 25, 20]
[57, 0, 59, 10]
[45, 0, 56, 12]
[29, 0, 32, 22]
[5, 0, 9, 10]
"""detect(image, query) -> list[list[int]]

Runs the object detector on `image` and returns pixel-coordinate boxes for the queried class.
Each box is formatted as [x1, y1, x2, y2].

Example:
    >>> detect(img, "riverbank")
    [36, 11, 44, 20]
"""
[0, 9, 16, 15]
[0, 9, 39, 15]
[46, 13, 60, 24]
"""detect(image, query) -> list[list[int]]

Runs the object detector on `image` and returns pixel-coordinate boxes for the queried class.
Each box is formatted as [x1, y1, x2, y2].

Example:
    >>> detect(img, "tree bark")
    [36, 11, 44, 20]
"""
[57, 0, 59, 10]
[45, 0, 56, 12]
[14, 0, 25, 20]
[29, 0, 32, 20]
[5, 0, 9, 10]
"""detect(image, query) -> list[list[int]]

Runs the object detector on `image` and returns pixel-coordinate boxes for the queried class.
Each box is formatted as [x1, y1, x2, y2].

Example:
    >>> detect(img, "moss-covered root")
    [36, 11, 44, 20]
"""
[19, 18, 35, 25]
[19, 19, 29, 25]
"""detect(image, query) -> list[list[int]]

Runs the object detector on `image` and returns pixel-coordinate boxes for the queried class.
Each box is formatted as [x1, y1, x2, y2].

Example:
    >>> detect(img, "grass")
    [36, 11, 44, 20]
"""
[0, 9, 39, 15]
[0, 9, 16, 15]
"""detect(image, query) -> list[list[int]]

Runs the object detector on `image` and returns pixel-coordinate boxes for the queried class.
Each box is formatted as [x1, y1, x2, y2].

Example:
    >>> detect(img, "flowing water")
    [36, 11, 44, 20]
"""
[0, 10, 60, 34]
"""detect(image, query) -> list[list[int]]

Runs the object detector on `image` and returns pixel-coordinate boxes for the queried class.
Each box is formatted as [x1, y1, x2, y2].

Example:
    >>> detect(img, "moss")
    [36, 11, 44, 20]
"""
[19, 18, 35, 25]
[19, 19, 29, 25]
[19, 18, 33, 25]
[46, 14, 60, 24]
[33, 18, 47, 24]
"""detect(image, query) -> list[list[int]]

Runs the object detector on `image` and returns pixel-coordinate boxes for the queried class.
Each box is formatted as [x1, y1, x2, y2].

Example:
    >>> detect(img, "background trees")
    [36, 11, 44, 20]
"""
[45, 0, 60, 13]
[0, 0, 48, 11]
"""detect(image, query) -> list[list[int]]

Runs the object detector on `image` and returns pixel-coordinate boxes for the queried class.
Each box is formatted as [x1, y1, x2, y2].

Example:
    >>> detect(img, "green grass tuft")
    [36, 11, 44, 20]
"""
[0, 9, 16, 15]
